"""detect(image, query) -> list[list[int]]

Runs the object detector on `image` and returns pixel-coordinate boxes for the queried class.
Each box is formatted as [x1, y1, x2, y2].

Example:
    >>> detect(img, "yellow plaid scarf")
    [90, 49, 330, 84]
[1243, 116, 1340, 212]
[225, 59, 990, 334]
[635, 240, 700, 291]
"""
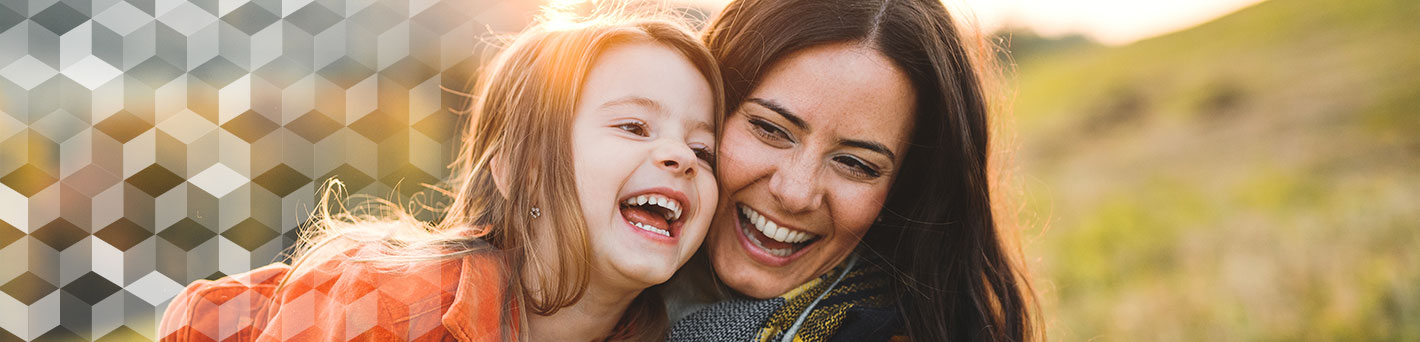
[753, 255, 894, 342]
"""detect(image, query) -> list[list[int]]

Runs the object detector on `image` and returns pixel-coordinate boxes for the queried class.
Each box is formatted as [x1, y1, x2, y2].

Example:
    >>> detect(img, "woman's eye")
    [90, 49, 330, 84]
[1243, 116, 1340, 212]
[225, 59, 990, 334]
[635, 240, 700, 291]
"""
[615, 121, 648, 137]
[748, 118, 792, 143]
[833, 155, 881, 179]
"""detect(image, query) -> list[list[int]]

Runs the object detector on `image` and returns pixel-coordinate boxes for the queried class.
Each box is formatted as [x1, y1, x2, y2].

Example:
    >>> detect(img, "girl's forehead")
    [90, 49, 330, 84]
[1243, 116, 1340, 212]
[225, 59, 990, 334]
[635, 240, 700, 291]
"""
[576, 42, 716, 126]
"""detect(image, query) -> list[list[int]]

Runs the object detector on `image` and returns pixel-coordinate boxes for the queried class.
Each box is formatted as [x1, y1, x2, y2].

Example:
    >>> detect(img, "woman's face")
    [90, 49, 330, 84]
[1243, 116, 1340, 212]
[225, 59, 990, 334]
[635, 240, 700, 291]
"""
[571, 42, 718, 289]
[707, 42, 916, 298]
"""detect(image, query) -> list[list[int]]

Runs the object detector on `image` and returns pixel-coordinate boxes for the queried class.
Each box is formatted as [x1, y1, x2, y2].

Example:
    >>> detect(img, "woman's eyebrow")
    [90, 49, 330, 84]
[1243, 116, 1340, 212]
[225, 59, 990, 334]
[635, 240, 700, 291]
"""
[746, 97, 808, 131]
[839, 139, 897, 160]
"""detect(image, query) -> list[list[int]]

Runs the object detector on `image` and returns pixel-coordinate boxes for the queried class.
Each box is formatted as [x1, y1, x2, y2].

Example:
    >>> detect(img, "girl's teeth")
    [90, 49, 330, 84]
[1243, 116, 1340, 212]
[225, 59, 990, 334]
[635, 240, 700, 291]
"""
[623, 194, 685, 221]
[632, 222, 670, 237]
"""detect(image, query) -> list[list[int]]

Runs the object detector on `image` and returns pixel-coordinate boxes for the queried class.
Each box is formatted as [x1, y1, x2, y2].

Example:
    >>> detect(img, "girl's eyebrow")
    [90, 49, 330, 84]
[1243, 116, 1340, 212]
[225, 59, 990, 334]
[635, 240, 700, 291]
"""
[691, 119, 713, 133]
[602, 95, 713, 132]
[600, 95, 666, 114]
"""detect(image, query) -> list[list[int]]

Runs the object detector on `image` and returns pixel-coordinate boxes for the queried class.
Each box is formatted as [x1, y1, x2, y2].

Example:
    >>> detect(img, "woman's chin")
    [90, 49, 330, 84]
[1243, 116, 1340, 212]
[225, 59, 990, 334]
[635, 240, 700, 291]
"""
[724, 272, 798, 299]
[709, 253, 797, 299]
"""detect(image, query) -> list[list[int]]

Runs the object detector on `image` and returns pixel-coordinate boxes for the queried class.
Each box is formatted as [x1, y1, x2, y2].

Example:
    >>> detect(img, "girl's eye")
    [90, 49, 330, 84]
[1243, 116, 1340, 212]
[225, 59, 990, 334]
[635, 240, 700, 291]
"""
[748, 118, 793, 145]
[692, 146, 716, 168]
[832, 155, 881, 179]
[615, 121, 648, 137]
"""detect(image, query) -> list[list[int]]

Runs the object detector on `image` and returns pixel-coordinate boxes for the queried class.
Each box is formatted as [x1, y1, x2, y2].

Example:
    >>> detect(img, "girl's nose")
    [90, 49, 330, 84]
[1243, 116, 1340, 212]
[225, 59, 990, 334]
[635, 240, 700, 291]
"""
[655, 143, 698, 177]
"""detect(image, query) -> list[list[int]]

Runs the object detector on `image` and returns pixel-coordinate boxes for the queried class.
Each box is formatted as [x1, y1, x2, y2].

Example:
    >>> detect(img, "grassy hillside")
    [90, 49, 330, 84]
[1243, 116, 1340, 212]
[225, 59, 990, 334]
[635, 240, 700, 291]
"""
[1006, 0, 1420, 339]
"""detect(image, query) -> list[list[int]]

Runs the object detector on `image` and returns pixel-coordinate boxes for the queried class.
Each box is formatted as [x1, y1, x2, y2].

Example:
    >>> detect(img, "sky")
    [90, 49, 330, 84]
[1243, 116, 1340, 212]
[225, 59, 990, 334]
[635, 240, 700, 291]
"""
[682, 0, 1269, 45]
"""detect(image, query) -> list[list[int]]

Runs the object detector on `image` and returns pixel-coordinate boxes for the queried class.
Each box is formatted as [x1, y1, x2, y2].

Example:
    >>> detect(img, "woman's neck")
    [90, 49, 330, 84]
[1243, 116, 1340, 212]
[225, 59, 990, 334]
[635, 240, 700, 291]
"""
[523, 271, 642, 341]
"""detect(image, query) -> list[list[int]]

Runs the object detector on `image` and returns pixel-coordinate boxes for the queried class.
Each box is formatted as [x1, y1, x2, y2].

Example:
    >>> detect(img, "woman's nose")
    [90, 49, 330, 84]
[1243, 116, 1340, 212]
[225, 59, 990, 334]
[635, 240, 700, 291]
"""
[767, 155, 824, 213]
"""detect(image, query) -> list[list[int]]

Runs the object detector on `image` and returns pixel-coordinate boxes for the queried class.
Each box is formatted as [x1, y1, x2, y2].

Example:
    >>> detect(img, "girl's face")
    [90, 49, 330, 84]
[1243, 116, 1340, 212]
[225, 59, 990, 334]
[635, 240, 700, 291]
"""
[570, 42, 718, 289]
[706, 43, 916, 298]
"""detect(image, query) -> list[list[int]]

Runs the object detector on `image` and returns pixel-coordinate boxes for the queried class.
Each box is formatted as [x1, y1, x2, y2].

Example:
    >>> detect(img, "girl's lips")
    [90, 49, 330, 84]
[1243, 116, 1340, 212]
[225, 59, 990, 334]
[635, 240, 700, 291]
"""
[617, 187, 691, 244]
[620, 206, 681, 244]
[732, 206, 815, 267]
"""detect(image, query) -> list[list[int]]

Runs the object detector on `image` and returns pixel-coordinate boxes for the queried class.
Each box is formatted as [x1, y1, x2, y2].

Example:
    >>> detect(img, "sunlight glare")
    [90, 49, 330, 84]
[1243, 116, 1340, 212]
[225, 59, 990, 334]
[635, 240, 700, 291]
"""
[542, 0, 601, 30]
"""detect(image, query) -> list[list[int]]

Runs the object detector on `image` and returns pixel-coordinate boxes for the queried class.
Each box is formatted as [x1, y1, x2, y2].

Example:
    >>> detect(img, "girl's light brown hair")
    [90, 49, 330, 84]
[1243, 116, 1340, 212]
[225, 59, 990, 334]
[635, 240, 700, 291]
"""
[282, 6, 723, 340]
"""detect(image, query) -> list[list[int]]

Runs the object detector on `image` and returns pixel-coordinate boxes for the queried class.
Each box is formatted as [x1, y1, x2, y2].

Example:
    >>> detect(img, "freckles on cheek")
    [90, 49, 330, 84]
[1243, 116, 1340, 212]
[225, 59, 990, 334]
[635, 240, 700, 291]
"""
[840, 185, 893, 235]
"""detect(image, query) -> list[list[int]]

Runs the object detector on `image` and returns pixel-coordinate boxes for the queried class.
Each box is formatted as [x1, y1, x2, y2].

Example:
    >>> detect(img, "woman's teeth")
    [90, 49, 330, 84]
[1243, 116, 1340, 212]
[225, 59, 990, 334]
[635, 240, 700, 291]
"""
[622, 194, 683, 221]
[744, 226, 795, 257]
[739, 205, 817, 257]
[740, 205, 815, 243]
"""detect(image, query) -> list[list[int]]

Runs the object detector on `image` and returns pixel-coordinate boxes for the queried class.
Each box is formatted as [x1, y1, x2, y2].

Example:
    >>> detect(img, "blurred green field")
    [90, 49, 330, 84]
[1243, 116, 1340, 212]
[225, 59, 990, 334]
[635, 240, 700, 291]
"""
[1004, 0, 1420, 339]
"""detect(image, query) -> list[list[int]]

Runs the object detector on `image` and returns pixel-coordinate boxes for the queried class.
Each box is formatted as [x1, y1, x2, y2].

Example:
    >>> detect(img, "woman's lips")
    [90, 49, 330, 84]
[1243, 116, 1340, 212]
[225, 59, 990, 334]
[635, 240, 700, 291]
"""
[739, 205, 815, 244]
[734, 204, 818, 264]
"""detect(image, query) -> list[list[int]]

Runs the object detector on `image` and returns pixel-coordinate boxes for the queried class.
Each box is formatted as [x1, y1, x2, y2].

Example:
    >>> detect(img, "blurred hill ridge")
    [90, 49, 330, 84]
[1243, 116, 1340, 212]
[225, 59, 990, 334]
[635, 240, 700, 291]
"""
[1004, 0, 1419, 339]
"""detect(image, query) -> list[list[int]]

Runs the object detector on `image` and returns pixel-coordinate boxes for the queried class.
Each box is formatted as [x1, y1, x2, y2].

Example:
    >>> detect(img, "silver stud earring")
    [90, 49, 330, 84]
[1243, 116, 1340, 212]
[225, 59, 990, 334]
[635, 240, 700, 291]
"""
[530, 207, 541, 218]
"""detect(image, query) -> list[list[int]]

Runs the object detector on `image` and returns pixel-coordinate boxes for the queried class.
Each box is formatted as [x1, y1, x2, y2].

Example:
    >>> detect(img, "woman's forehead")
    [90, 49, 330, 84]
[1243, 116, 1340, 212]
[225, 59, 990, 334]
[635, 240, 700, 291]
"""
[748, 43, 916, 148]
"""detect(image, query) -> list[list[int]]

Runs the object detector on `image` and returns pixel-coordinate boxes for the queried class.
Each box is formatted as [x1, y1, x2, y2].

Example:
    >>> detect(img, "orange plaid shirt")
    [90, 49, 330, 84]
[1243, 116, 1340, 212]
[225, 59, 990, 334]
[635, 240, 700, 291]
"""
[158, 250, 519, 341]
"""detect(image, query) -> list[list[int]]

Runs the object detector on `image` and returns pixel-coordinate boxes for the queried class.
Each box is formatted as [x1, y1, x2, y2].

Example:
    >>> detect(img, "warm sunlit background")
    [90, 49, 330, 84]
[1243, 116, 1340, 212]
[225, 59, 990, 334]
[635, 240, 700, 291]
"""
[1, 0, 1416, 340]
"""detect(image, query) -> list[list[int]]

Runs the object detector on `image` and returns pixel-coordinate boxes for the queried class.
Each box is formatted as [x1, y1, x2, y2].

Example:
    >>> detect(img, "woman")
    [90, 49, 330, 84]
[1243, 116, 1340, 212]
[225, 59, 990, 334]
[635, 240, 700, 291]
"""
[668, 0, 1037, 340]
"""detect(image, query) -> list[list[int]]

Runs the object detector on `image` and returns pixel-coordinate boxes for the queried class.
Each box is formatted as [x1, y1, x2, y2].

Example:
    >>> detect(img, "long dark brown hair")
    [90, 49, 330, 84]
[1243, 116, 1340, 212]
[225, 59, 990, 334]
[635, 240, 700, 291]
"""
[702, 0, 1038, 340]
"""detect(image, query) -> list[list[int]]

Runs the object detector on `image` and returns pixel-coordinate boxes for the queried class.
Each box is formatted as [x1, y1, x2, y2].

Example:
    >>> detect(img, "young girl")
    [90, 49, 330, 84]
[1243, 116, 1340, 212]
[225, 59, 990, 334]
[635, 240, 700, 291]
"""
[159, 10, 723, 341]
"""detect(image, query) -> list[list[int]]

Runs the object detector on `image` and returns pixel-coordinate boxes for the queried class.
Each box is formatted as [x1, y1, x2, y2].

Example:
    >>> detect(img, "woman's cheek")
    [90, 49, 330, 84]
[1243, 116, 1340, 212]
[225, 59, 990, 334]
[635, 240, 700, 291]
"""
[836, 183, 893, 237]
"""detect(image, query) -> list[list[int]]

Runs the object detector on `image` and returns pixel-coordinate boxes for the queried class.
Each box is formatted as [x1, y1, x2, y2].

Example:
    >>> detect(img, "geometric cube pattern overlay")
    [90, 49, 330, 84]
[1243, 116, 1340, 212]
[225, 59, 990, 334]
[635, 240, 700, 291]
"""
[0, 0, 539, 340]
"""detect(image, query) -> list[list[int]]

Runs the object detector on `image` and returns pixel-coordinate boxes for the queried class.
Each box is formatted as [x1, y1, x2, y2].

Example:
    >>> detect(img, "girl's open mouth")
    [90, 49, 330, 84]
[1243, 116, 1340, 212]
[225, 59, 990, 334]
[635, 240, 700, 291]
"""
[737, 204, 819, 258]
[619, 192, 686, 239]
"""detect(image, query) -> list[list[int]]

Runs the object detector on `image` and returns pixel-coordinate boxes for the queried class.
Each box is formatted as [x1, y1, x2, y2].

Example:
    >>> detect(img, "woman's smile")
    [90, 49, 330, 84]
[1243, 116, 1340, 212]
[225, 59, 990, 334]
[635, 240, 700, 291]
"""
[735, 204, 819, 260]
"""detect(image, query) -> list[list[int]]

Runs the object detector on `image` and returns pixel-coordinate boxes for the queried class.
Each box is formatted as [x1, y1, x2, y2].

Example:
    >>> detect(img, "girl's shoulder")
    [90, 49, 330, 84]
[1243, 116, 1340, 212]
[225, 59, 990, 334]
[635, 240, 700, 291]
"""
[159, 243, 516, 341]
[158, 262, 291, 341]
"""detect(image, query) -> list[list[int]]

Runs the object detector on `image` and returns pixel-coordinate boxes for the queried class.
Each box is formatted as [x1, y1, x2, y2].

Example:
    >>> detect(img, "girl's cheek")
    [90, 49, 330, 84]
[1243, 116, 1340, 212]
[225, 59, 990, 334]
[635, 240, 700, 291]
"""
[716, 124, 758, 191]
[702, 177, 719, 213]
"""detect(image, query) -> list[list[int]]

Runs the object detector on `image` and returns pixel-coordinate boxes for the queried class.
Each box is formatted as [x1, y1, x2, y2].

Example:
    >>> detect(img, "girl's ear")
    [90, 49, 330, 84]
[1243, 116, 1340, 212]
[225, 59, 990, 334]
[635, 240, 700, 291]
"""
[491, 152, 541, 201]
[491, 152, 512, 199]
